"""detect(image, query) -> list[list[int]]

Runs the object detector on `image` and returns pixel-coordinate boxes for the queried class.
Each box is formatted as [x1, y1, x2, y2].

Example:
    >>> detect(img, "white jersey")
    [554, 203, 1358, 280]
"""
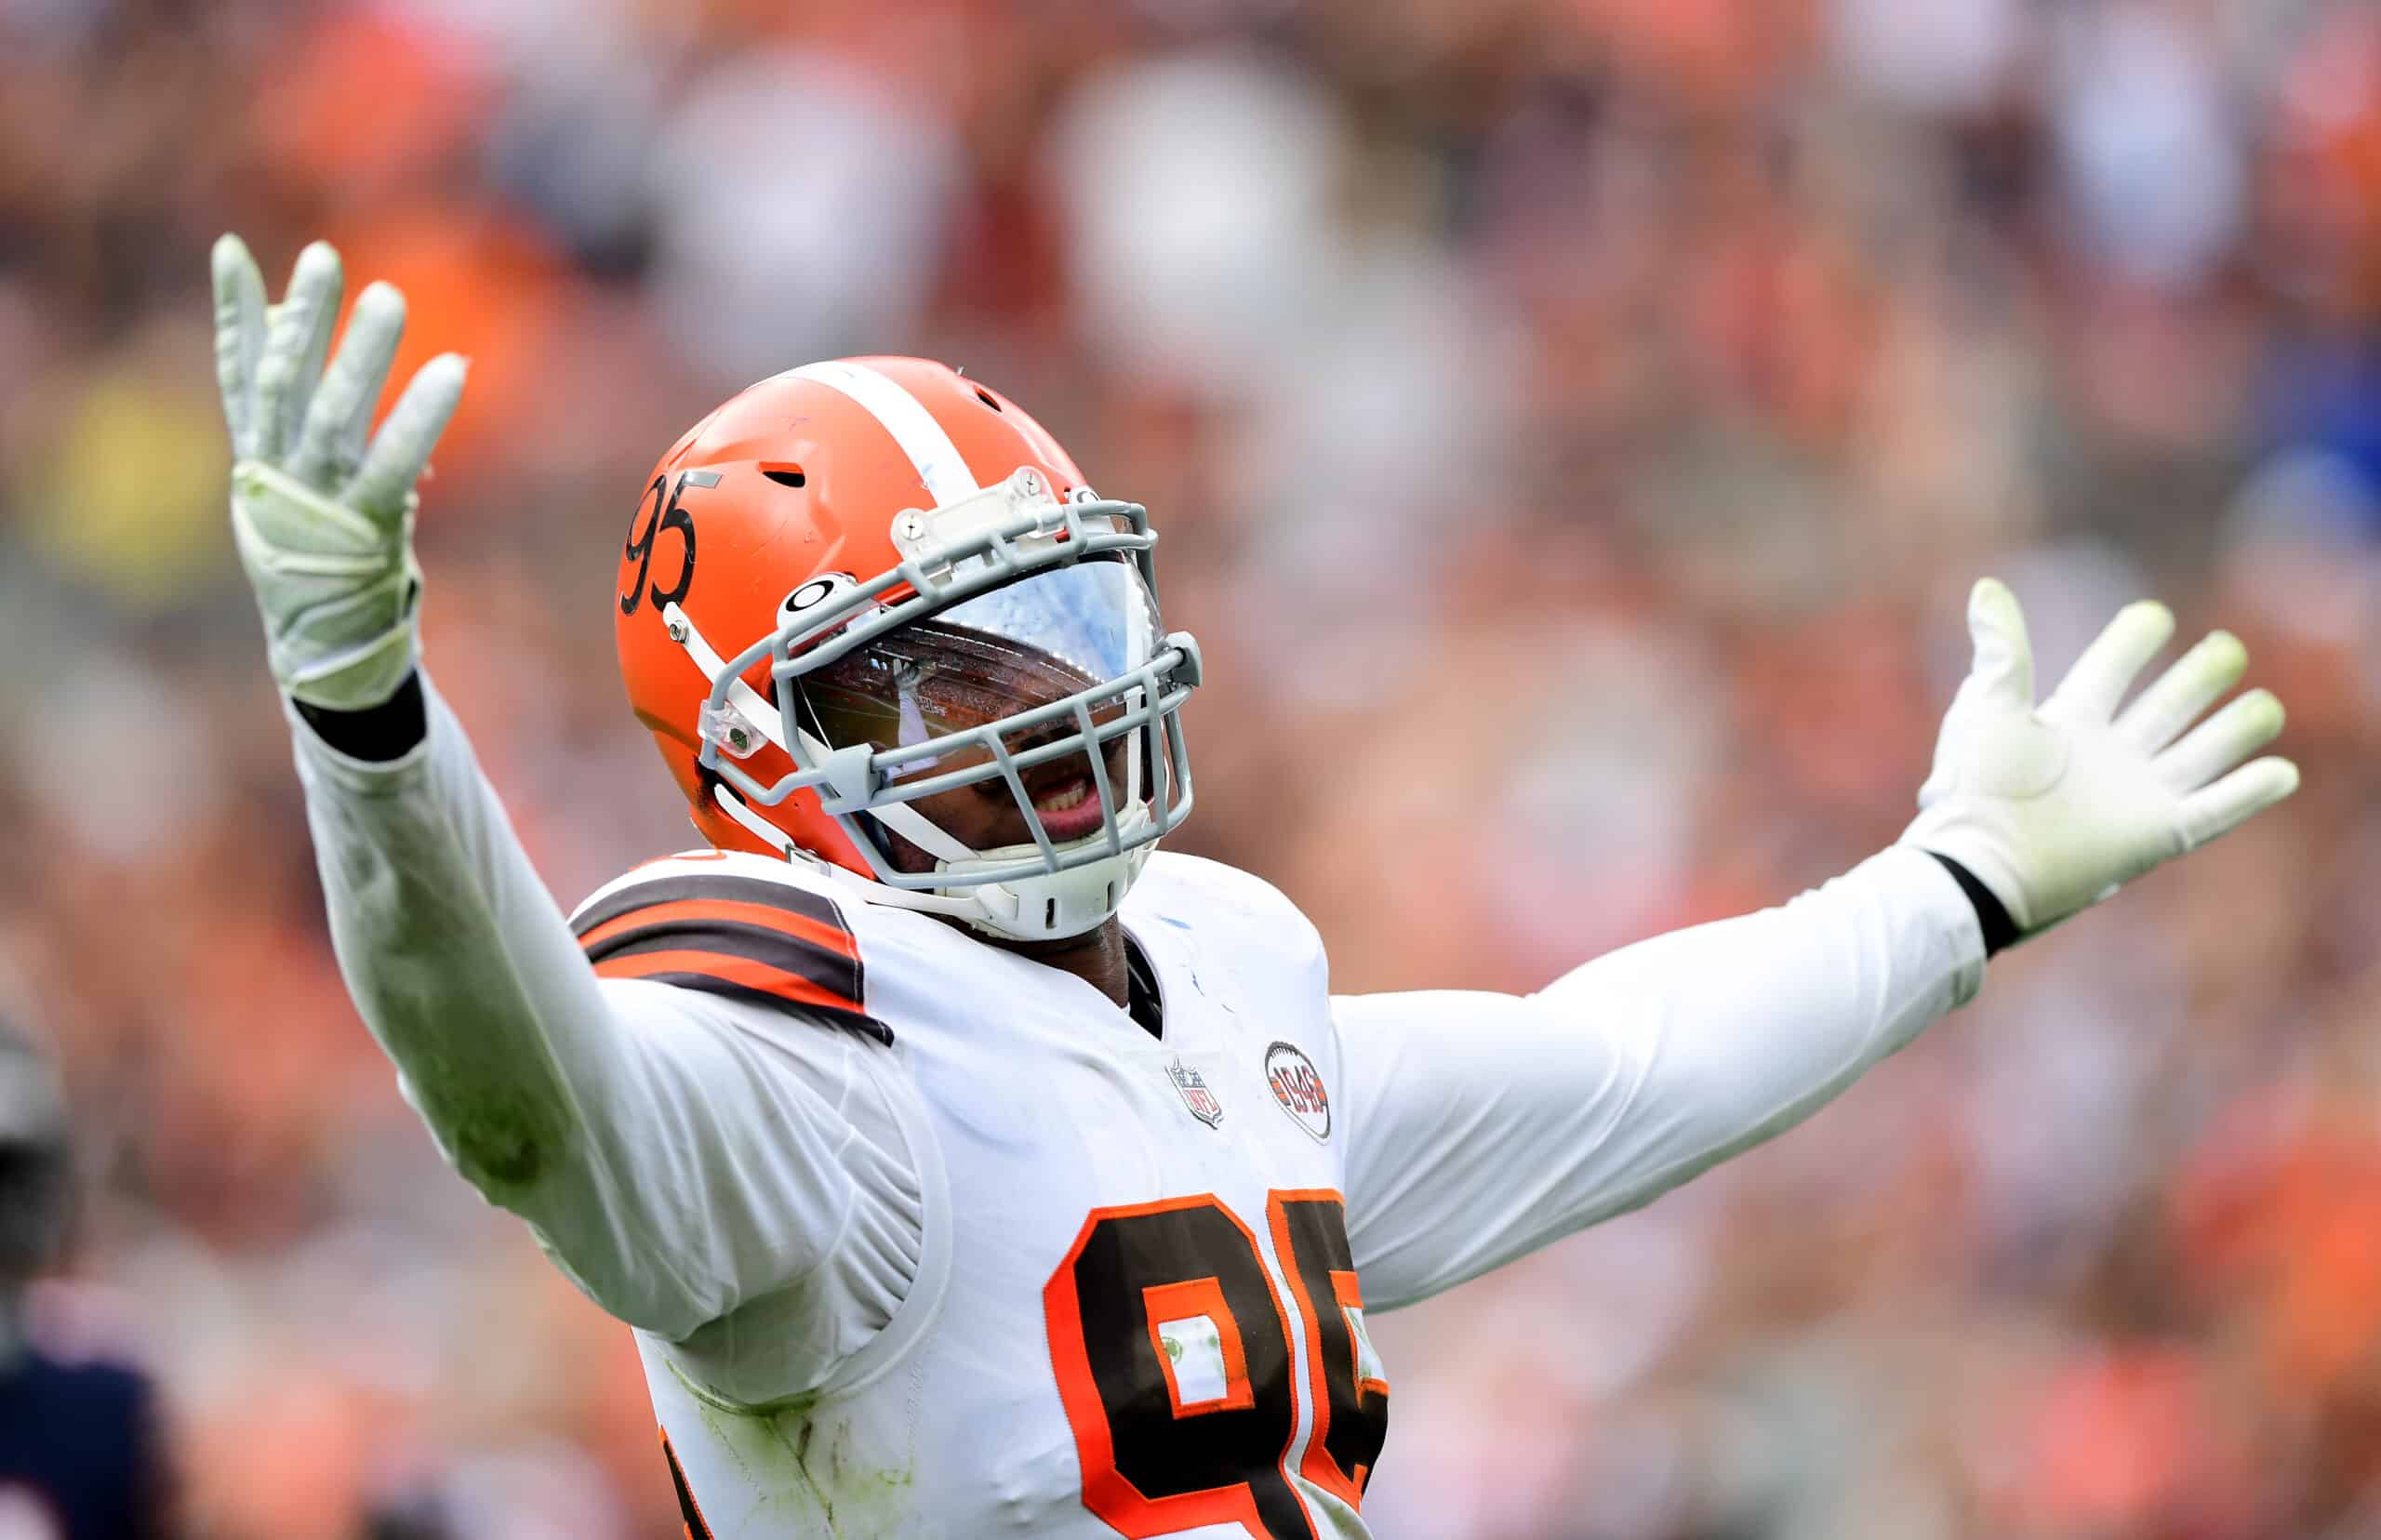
[287, 678, 1987, 1538]
[602, 849, 1384, 1538]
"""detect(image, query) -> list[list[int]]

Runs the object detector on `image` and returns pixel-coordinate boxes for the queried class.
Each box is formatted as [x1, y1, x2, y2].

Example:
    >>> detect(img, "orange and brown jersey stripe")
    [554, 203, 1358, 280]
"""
[662, 1430, 715, 1540]
[573, 874, 889, 1045]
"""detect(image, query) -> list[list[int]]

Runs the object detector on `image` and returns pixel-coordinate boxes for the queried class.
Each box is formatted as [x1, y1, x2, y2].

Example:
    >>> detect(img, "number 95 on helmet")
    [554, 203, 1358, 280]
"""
[613, 357, 1201, 942]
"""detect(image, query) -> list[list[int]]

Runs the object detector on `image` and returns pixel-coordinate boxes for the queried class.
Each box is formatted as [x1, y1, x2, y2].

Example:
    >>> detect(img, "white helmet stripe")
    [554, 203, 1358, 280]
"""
[782, 360, 981, 510]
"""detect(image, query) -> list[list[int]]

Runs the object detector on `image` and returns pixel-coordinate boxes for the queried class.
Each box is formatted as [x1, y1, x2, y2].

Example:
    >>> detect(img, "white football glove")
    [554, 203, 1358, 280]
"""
[1902, 578, 2300, 936]
[212, 234, 467, 710]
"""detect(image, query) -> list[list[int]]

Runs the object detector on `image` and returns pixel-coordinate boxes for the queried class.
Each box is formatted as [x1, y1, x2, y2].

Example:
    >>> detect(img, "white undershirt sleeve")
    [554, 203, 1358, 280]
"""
[286, 674, 923, 1350]
[1334, 846, 1985, 1311]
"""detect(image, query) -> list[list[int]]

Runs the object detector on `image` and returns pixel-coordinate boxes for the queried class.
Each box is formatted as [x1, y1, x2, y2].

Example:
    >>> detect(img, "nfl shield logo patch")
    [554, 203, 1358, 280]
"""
[1167, 1059, 1224, 1128]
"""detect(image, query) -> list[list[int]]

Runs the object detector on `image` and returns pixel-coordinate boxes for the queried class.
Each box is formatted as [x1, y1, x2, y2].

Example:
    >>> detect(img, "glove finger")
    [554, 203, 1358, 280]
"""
[253, 242, 344, 463]
[288, 282, 406, 491]
[1963, 577, 2035, 709]
[2155, 687, 2285, 791]
[2180, 755, 2300, 847]
[210, 233, 269, 459]
[2113, 630, 2247, 752]
[291, 249, 344, 431]
[348, 353, 467, 520]
[2044, 599, 2175, 725]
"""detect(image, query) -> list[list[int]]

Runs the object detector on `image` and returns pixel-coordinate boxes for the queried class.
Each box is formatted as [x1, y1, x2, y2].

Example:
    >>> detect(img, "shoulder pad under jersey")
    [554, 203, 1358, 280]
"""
[568, 851, 892, 1045]
[1126, 852, 1327, 971]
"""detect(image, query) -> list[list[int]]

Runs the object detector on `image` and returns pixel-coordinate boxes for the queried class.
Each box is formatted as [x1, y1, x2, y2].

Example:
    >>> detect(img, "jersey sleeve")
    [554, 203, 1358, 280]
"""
[285, 673, 925, 1355]
[571, 867, 884, 1040]
[1334, 846, 1985, 1311]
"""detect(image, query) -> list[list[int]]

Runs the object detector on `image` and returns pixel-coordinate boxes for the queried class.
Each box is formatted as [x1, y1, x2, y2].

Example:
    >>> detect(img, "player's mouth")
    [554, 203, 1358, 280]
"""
[1026, 773, 1107, 839]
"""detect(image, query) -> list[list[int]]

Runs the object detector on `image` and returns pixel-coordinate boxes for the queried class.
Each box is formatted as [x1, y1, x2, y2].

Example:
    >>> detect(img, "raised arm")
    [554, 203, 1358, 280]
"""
[1335, 848, 1980, 1310]
[1338, 581, 2297, 1311]
[214, 236, 923, 1348]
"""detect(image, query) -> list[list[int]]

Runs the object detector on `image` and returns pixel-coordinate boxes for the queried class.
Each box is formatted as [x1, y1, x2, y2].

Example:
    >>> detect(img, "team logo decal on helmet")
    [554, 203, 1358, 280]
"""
[612, 357, 1199, 941]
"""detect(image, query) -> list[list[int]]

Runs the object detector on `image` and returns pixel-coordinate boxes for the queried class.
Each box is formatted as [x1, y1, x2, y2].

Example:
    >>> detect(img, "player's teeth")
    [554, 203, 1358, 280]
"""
[1037, 780, 1090, 812]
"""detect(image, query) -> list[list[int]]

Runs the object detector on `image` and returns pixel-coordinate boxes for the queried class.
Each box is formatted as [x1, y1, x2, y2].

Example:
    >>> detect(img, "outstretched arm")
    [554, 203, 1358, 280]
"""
[216, 236, 922, 1346]
[1338, 581, 2297, 1311]
[1336, 847, 1981, 1311]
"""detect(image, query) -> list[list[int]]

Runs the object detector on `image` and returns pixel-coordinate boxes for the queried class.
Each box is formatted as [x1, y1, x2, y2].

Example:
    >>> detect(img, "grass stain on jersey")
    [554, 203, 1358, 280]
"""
[686, 1397, 917, 1537]
[423, 1064, 573, 1190]
[772, 1409, 918, 1537]
[373, 884, 579, 1196]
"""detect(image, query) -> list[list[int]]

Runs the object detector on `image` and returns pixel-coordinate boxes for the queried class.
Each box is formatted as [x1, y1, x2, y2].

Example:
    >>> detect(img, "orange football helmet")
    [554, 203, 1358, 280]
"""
[614, 357, 1199, 940]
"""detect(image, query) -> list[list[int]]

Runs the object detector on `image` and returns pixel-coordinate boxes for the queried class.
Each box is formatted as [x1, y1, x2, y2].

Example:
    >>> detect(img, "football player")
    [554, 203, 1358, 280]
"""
[212, 234, 2299, 1539]
[0, 1016, 174, 1538]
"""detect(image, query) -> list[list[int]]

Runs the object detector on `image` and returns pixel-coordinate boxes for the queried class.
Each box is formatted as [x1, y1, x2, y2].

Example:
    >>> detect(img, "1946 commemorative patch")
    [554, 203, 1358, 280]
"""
[1264, 1042, 1330, 1143]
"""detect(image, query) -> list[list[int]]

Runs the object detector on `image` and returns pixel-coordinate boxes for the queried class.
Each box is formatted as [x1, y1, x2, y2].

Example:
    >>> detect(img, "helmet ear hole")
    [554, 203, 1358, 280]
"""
[761, 465, 806, 488]
[975, 389, 1002, 413]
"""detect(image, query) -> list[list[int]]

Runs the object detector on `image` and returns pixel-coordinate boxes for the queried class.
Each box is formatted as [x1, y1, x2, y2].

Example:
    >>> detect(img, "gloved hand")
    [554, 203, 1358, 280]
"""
[212, 234, 466, 710]
[1902, 578, 2299, 936]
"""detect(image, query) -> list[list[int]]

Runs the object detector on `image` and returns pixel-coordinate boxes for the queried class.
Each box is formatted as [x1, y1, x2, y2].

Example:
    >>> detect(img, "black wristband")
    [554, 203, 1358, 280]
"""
[1928, 852, 2019, 956]
[294, 672, 427, 763]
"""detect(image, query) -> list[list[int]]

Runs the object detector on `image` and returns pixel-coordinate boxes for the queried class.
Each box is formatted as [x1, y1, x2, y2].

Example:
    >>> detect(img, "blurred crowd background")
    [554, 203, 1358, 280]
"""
[2, 0, 2378, 1533]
